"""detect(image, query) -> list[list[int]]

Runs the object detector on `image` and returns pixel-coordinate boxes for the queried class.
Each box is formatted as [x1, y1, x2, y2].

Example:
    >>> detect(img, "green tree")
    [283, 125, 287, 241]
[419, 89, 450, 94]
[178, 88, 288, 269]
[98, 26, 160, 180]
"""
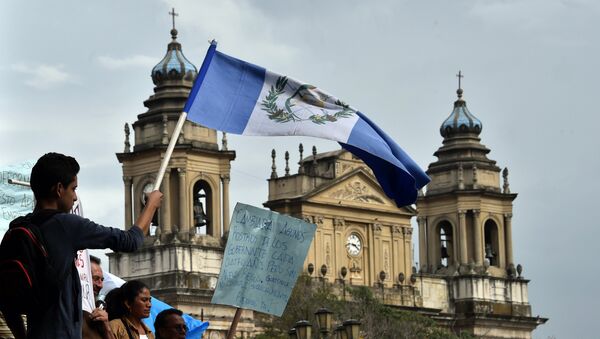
[255, 275, 473, 339]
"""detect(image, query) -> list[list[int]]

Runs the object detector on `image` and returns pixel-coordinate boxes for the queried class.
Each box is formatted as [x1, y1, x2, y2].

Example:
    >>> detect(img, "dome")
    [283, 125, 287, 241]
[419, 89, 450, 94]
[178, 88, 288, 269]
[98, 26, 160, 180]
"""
[440, 88, 482, 138]
[151, 28, 197, 85]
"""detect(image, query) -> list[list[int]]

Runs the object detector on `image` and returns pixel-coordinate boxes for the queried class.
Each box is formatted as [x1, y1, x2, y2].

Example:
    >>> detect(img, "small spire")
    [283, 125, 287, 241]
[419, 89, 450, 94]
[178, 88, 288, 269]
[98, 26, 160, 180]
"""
[503, 167, 510, 193]
[298, 143, 304, 174]
[284, 151, 290, 176]
[312, 146, 318, 185]
[221, 132, 228, 151]
[271, 149, 278, 179]
[124, 123, 131, 153]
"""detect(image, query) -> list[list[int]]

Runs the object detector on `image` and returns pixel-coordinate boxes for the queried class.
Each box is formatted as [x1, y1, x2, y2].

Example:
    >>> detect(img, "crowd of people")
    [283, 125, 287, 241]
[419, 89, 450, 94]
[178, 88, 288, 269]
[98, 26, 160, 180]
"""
[84, 256, 187, 339]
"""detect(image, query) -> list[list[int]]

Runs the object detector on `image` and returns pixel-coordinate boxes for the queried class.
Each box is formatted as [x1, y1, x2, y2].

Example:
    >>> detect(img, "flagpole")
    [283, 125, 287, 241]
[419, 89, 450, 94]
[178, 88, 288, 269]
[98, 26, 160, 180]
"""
[226, 307, 243, 339]
[153, 111, 187, 191]
[7, 179, 30, 187]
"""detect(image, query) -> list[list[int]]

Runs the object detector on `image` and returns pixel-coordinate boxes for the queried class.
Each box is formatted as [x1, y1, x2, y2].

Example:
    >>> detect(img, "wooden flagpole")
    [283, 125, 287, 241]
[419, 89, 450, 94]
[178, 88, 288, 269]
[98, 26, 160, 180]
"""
[153, 111, 188, 190]
[226, 307, 243, 339]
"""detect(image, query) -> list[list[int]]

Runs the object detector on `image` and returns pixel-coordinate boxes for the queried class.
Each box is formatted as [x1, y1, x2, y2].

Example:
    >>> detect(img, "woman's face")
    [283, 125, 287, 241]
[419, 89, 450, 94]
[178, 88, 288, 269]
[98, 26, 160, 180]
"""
[127, 287, 152, 319]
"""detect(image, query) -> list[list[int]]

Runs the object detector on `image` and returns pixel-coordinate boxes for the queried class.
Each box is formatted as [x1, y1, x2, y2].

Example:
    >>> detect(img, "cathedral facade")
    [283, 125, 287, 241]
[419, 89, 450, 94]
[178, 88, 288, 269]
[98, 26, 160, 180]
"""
[108, 23, 546, 339]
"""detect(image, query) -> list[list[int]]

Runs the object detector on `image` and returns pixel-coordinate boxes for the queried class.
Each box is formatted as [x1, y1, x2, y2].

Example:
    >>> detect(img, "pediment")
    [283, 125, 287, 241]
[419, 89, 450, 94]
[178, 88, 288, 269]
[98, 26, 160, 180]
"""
[306, 169, 399, 209]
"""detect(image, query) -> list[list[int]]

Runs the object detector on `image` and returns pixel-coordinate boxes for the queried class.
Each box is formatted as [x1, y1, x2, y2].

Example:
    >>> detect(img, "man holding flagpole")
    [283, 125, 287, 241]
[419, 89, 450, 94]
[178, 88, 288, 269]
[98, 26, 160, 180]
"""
[2, 152, 162, 339]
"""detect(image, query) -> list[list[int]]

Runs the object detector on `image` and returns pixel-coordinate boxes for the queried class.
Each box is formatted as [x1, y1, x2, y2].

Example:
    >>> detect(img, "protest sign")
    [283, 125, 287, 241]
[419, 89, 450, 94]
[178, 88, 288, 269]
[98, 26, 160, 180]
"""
[212, 203, 316, 316]
[71, 200, 95, 312]
[0, 161, 35, 234]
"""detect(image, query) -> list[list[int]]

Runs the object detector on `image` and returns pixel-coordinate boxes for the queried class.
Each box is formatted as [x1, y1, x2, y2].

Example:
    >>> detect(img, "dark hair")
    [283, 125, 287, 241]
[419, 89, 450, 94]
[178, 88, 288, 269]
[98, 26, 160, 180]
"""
[89, 255, 101, 266]
[30, 152, 80, 200]
[155, 308, 184, 338]
[105, 280, 149, 320]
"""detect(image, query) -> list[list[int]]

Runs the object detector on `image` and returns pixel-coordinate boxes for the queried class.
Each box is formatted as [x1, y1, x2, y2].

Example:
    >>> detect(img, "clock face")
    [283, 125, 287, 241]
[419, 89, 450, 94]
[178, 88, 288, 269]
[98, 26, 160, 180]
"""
[346, 233, 362, 256]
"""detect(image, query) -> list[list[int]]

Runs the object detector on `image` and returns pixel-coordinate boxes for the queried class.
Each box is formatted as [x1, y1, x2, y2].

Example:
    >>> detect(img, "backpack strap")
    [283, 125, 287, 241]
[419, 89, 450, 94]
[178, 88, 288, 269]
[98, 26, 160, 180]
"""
[121, 318, 136, 339]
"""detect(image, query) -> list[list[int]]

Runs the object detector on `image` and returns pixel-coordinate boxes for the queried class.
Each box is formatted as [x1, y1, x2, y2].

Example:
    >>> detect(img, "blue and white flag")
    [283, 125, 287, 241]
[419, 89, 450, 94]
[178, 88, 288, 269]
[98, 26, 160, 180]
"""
[184, 42, 430, 207]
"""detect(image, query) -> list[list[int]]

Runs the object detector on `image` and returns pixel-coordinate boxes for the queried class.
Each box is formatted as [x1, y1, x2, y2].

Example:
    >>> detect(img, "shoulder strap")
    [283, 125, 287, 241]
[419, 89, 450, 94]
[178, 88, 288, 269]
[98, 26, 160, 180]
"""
[121, 318, 136, 339]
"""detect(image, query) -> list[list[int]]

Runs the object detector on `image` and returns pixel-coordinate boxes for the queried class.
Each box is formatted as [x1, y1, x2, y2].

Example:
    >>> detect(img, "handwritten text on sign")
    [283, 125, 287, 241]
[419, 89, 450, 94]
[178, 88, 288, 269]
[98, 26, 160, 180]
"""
[211, 203, 316, 316]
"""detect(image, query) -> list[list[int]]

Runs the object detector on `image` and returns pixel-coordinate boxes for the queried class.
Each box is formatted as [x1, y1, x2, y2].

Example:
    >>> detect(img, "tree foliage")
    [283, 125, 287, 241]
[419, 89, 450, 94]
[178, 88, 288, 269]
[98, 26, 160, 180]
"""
[255, 274, 473, 339]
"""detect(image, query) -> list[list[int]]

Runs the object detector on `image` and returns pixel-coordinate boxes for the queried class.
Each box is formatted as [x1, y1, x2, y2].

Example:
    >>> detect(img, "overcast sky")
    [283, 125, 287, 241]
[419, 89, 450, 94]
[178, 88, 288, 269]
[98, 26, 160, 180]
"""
[1, 1, 599, 338]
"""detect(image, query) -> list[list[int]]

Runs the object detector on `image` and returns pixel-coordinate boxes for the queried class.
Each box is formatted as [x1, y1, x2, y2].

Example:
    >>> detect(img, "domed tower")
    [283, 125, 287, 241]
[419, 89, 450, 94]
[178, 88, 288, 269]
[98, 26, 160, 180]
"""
[417, 77, 516, 278]
[109, 12, 241, 335]
[414, 74, 547, 338]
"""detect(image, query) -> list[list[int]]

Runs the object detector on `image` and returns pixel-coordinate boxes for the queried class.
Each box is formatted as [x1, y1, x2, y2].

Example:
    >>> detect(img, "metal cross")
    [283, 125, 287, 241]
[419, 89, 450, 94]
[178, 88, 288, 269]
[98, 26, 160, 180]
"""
[456, 70, 464, 89]
[169, 8, 179, 30]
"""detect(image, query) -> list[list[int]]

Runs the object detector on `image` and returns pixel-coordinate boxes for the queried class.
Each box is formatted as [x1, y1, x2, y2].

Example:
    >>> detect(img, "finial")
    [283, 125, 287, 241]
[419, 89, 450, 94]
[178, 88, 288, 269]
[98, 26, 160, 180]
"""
[169, 8, 179, 39]
[162, 115, 169, 144]
[124, 123, 131, 153]
[221, 132, 228, 151]
[312, 146, 318, 185]
[456, 70, 464, 99]
[298, 143, 304, 174]
[285, 151, 290, 176]
[271, 149, 278, 179]
[503, 167, 510, 193]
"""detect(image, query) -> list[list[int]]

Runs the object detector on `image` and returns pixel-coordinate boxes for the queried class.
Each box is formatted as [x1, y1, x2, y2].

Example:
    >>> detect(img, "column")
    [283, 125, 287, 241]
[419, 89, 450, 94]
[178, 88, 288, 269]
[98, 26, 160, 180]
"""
[427, 223, 437, 272]
[458, 210, 468, 265]
[123, 176, 132, 229]
[504, 213, 513, 265]
[472, 209, 482, 265]
[417, 217, 427, 272]
[178, 168, 188, 233]
[160, 170, 171, 234]
[222, 174, 231, 235]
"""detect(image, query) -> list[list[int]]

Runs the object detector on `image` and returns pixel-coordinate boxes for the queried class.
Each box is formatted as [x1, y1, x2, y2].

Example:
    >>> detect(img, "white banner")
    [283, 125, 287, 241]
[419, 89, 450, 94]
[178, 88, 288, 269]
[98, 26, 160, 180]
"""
[0, 161, 35, 234]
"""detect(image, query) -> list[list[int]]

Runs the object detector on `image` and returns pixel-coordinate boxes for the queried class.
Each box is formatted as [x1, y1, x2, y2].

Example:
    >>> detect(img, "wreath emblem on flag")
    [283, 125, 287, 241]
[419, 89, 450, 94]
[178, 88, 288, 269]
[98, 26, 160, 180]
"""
[261, 76, 355, 124]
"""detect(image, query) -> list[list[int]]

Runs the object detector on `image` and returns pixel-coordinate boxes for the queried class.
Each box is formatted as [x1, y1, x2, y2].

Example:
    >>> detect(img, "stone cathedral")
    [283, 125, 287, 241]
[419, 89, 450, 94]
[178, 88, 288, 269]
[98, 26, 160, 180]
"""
[108, 23, 546, 339]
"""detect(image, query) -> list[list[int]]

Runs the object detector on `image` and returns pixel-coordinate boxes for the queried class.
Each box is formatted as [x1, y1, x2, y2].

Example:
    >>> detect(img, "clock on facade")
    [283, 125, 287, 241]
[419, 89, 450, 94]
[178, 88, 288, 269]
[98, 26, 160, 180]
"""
[346, 233, 362, 256]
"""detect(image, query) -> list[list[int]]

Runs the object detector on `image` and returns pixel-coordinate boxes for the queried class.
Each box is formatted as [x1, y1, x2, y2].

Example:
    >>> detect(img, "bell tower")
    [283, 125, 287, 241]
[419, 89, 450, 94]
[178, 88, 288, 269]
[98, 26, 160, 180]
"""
[108, 14, 244, 335]
[417, 76, 517, 278]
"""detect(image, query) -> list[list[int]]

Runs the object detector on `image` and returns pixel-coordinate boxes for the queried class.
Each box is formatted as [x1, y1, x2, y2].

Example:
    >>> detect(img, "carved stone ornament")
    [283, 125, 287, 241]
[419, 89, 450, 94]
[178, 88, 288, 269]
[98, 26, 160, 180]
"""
[329, 180, 385, 204]
[373, 223, 383, 233]
[393, 225, 402, 234]
[334, 218, 346, 228]
[402, 227, 413, 236]
[349, 259, 362, 273]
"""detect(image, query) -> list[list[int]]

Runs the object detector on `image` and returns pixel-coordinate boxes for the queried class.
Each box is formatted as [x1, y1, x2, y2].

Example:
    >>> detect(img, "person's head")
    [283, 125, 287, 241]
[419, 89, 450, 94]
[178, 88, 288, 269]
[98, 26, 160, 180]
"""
[155, 308, 187, 339]
[89, 255, 103, 298]
[30, 152, 80, 212]
[105, 280, 151, 321]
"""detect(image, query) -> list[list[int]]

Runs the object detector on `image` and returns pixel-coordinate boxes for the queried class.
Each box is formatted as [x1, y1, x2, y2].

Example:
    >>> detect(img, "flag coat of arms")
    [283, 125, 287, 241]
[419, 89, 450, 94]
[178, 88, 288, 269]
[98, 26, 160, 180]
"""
[184, 42, 430, 206]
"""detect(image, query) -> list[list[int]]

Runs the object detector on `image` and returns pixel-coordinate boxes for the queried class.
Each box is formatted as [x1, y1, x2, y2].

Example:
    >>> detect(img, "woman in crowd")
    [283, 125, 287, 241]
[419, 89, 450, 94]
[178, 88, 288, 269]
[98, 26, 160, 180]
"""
[106, 280, 154, 339]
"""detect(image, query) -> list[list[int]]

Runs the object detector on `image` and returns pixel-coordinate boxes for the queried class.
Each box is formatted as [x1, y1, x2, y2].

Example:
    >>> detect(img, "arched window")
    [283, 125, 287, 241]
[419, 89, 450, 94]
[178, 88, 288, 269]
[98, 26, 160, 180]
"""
[438, 221, 453, 268]
[192, 180, 212, 236]
[484, 220, 500, 266]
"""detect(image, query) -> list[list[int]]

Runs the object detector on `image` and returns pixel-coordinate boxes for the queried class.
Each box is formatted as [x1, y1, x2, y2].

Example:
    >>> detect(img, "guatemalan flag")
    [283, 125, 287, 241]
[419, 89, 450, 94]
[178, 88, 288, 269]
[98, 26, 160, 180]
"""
[184, 42, 430, 207]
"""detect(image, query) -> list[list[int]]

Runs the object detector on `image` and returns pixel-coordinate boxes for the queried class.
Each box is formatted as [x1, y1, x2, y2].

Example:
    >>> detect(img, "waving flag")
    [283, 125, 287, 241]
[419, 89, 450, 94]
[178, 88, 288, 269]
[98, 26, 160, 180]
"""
[184, 42, 430, 207]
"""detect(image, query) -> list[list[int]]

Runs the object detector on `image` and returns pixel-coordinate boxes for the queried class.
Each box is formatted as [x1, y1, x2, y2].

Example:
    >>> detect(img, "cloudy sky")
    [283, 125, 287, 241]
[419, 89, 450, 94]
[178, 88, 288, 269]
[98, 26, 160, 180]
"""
[1, 0, 598, 337]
